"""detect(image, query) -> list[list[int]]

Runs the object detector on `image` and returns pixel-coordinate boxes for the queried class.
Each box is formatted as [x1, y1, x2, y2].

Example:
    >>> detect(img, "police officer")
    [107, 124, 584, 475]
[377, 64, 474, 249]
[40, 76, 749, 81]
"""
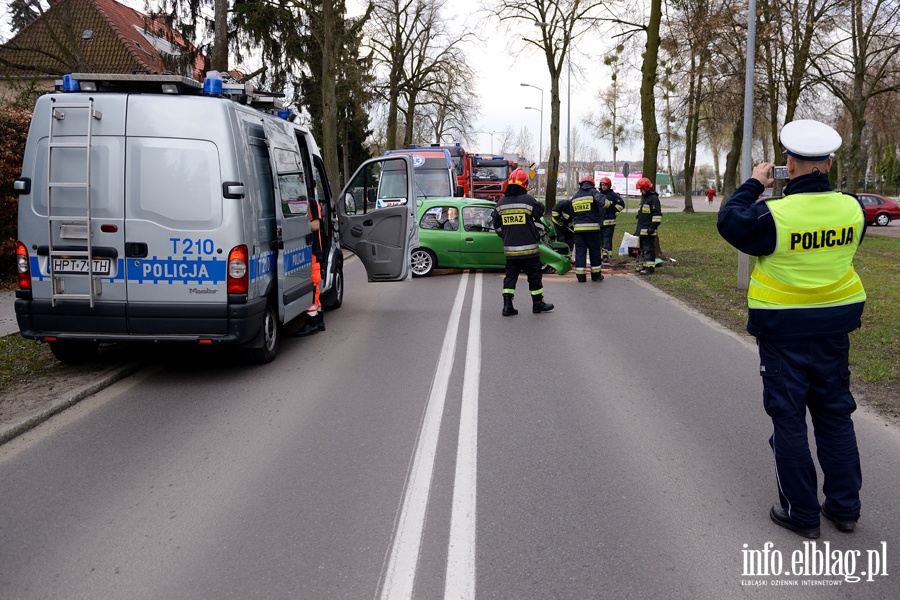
[717, 119, 867, 539]
[552, 176, 611, 282]
[491, 168, 554, 316]
[597, 177, 625, 262]
[295, 196, 326, 336]
[634, 177, 662, 274]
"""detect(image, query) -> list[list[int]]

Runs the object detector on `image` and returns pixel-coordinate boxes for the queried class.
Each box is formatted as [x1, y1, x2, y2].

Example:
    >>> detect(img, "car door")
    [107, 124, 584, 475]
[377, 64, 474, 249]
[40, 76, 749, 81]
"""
[264, 120, 313, 323]
[459, 205, 504, 268]
[338, 156, 417, 281]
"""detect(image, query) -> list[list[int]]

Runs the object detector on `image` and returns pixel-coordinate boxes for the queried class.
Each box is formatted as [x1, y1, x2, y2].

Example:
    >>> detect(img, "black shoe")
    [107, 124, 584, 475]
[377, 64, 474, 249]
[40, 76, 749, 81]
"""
[591, 273, 604, 282]
[576, 275, 586, 283]
[502, 294, 518, 317]
[822, 508, 857, 532]
[769, 505, 820, 539]
[294, 315, 320, 337]
[532, 299, 554, 314]
[316, 313, 326, 332]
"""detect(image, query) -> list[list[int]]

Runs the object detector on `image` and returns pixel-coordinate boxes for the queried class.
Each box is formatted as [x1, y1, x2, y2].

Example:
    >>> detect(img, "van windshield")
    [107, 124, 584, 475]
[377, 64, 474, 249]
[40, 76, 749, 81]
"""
[379, 170, 451, 198]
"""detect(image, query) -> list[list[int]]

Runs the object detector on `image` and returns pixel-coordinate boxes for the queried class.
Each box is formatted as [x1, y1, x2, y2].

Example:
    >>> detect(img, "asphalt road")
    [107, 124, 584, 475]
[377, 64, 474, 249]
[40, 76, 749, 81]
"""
[1, 259, 898, 599]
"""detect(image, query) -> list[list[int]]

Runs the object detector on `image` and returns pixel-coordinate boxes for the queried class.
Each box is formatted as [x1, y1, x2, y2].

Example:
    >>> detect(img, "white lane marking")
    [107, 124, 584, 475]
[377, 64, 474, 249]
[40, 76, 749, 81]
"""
[444, 272, 481, 599]
[380, 274, 470, 600]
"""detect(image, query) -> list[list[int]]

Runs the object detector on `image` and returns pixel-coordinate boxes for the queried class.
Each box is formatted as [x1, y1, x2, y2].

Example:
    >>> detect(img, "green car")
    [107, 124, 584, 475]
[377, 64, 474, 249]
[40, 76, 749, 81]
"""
[411, 199, 572, 277]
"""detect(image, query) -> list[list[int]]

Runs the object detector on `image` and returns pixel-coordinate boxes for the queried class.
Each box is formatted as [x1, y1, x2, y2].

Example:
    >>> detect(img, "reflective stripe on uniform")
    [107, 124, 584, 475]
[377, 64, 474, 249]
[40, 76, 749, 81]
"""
[573, 223, 601, 231]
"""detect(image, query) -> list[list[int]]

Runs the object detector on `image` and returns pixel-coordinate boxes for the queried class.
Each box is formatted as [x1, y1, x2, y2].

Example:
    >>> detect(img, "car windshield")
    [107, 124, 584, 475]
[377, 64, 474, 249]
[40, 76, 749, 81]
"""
[474, 166, 507, 181]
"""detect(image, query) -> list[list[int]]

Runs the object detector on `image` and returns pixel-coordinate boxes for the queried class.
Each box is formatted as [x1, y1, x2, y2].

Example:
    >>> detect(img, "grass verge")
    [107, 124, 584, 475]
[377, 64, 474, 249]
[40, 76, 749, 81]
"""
[648, 212, 899, 420]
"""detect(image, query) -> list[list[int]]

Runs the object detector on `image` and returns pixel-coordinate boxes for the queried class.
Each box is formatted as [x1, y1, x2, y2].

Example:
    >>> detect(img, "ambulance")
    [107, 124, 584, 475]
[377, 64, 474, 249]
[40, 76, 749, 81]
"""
[14, 72, 417, 363]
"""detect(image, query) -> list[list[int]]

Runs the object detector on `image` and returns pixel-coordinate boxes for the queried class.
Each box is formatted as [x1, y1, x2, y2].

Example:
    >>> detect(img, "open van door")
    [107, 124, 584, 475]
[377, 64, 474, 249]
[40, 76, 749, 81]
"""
[338, 155, 418, 281]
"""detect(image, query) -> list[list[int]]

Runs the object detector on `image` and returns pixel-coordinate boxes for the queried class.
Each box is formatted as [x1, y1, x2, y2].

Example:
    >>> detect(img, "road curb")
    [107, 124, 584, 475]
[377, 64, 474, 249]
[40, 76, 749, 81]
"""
[0, 362, 143, 446]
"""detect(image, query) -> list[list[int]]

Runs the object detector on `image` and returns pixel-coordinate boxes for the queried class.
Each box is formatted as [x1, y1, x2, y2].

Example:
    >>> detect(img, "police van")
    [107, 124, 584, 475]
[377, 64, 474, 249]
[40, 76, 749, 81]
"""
[14, 72, 417, 364]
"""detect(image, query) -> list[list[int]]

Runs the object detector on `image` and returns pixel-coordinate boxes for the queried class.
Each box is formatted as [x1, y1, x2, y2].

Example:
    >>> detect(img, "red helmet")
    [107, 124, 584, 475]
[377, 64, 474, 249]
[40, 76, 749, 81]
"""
[635, 177, 653, 191]
[599, 177, 612, 186]
[579, 175, 595, 185]
[508, 168, 529, 188]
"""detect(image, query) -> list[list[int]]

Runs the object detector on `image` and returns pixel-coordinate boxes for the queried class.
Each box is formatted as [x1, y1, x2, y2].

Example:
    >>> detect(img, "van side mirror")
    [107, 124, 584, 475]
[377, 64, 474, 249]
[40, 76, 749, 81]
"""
[454, 185, 464, 197]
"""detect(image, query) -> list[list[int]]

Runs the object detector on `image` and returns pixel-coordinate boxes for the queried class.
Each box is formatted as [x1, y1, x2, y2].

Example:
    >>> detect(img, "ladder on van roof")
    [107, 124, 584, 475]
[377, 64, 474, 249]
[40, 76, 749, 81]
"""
[46, 96, 102, 307]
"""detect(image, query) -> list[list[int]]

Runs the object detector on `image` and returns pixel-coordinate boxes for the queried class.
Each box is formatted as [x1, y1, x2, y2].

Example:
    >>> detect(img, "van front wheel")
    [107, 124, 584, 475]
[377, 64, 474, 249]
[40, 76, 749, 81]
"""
[49, 341, 99, 364]
[247, 302, 280, 364]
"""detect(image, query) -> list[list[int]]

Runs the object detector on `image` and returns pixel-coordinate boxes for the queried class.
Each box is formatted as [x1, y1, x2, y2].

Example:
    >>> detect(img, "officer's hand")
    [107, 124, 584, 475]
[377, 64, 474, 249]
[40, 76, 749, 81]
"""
[752, 162, 775, 186]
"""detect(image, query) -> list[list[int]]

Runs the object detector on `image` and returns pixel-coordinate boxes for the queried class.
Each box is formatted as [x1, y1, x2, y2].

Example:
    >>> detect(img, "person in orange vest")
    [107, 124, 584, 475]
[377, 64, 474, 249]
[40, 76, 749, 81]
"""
[295, 197, 326, 336]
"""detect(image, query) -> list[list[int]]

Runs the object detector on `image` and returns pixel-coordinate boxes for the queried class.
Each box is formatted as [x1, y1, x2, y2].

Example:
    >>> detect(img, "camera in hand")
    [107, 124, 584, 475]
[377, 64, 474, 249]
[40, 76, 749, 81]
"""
[771, 165, 789, 179]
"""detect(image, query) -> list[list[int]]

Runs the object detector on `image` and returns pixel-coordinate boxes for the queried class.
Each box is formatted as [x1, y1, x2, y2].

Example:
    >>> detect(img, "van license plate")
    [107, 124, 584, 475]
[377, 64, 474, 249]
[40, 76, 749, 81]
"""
[52, 258, 112, 276]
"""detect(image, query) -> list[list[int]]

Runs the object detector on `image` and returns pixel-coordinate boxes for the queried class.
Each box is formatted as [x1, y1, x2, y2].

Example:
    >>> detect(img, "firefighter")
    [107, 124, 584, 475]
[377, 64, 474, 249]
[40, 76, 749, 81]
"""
[634, 177, 662, 274]
[491, 168, 554, 316]
[597, 176, 625, 262]
[294, 196, 326, 336]
[717, 119, 867, 538]
[552, 176, 611, 282]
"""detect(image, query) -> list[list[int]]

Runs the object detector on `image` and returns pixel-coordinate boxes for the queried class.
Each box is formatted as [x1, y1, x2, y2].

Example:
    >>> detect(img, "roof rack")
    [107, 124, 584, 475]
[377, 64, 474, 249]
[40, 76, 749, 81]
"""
[56, 72, 290, 114]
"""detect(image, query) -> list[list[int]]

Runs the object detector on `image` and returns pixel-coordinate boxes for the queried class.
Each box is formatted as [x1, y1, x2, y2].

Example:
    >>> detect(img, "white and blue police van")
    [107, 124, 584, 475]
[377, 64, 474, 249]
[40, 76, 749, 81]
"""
[14, 72, 418, 363]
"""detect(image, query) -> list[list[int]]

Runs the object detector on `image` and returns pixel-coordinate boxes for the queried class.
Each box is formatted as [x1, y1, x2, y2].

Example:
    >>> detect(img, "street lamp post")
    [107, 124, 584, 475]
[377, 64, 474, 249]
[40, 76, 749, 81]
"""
[474, 130, 499, 154]
[521, 83, 543, 197]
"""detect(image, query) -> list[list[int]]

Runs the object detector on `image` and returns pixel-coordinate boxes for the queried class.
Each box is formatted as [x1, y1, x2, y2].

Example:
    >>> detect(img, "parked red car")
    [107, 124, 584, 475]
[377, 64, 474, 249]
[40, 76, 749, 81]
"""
[857, 193, 900, 227]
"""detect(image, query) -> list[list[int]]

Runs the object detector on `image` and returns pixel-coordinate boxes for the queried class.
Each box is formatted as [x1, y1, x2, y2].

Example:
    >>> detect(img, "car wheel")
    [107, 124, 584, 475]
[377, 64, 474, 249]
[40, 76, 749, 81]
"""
[875, 212, 890, 227]
[321, 262, 344, 309]
[410, 248, 436, 277]
[48, 340, 99, 364]
[247, 301, 280, 364]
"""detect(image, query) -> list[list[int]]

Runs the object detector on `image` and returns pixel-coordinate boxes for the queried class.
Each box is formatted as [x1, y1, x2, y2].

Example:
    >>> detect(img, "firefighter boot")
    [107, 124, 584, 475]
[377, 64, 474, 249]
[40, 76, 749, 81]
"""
[316, 311, 326, 332]
[502, 293, 518, 317]
[532, 294, 554, 314]
[576, 273, 587, 283]
[591, 271, 604, 282]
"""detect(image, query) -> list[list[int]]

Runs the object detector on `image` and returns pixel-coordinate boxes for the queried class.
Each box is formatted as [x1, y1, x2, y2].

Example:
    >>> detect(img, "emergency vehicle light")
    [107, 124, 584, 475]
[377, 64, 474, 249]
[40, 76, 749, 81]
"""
[62, 74, 80, 92]
[79, 81, 97, 91]
[203, 76, 224, 96]
[161, 83, 179, 94]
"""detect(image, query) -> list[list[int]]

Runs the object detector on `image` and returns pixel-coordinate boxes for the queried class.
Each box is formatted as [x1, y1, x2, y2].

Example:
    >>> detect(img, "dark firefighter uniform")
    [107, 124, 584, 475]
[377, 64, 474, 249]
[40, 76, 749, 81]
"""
[635, 181, 662, 273]
[491, 169, 554, 315]
[598, 181, 625, 258]
[552, 178, 611, 282]
[717, 119, 867, 537]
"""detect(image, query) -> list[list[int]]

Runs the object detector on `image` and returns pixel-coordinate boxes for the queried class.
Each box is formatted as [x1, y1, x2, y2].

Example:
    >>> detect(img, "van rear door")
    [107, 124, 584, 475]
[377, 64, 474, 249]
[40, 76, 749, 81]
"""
[338, 156, 417, 281]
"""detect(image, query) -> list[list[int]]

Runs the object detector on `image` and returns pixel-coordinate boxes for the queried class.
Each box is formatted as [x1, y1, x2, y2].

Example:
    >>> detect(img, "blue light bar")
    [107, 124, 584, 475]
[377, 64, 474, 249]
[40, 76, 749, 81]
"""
[203, 76, 224, 96]
[62, 74, 80, 92]
[277, 109, 293, 120]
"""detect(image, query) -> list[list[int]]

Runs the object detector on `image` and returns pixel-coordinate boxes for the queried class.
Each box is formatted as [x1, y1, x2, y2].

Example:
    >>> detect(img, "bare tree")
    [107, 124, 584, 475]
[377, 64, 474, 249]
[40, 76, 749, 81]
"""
[582, 44, 631, 168]
[496, 127, 517, 154]
[514, 126, 535, 166]
[487, 0, 608, 210]
[367, 0, 474, 149]
[811, 0, 900, 192]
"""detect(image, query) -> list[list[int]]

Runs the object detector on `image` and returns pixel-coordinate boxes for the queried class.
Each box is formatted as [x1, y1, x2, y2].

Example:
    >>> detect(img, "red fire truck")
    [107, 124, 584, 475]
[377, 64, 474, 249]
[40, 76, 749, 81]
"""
[473, 155, 516, 201]
[420, 143, 476, 197]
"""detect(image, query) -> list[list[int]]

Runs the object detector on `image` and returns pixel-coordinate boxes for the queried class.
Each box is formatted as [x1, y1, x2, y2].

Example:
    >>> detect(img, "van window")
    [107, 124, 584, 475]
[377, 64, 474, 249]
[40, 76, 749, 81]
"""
[279, 173, 309, 217]
[127, 138, 222, 228]
[248, 126, 275, 220]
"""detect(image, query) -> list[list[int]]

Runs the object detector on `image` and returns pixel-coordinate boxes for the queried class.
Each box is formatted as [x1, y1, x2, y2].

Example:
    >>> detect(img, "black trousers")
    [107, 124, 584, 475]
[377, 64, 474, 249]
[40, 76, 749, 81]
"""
[759, 335, 861, 527]
[639, 234, 656, 267]
[574, 230, 603, 275]
[502, 255, 543, 296]
[600, 225, 616, 252]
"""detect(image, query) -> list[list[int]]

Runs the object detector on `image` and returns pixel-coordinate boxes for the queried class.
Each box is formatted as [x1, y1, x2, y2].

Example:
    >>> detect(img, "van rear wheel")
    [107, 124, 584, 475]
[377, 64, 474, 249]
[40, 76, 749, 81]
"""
[49, 341, 99, 364]
[247, 302, 280, 364]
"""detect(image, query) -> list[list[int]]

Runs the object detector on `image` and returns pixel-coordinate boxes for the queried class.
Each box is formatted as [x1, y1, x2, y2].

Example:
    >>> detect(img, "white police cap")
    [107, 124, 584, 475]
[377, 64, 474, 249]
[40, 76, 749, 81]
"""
[780, 119, 841, 161]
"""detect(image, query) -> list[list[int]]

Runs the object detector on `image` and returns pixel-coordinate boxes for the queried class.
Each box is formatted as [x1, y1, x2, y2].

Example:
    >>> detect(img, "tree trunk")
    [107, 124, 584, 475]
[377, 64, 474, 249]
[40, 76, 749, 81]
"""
[211, 0, 229, 71]
[640, 0, 662, 185]
[722, 118, 743, 201]
[321, 1, 341, 190]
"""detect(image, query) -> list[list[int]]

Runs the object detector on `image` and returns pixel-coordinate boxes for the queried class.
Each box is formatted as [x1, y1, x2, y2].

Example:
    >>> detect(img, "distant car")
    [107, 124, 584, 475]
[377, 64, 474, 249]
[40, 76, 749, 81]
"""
[758, 187, 775, 199]
[857, 193, 900, 227]
[410, 199, 571, 277]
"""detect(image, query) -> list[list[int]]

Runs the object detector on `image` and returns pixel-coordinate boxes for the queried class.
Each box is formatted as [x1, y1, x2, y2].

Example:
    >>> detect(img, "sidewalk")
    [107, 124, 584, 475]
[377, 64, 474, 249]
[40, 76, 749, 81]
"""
[2, 289, 18, 337]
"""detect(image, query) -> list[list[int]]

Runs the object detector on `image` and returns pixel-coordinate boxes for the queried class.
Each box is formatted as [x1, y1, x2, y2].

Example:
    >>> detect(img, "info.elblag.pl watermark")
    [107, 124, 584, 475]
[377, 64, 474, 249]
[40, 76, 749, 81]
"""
[741, 541, 889, 586]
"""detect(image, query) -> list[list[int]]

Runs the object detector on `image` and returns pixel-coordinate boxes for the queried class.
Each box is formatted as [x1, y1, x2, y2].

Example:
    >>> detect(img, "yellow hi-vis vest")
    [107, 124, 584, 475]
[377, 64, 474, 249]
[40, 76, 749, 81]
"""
[748, 192, 866, 309]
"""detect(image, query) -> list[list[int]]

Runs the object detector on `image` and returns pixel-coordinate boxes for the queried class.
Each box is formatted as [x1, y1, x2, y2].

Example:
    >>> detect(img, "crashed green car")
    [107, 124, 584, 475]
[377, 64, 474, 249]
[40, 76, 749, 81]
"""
[410, 199, 572, 277]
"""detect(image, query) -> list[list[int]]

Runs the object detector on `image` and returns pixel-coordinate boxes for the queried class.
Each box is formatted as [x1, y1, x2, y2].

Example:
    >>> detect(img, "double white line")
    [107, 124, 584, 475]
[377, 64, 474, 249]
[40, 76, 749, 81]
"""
[379, 272, 482, 600]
